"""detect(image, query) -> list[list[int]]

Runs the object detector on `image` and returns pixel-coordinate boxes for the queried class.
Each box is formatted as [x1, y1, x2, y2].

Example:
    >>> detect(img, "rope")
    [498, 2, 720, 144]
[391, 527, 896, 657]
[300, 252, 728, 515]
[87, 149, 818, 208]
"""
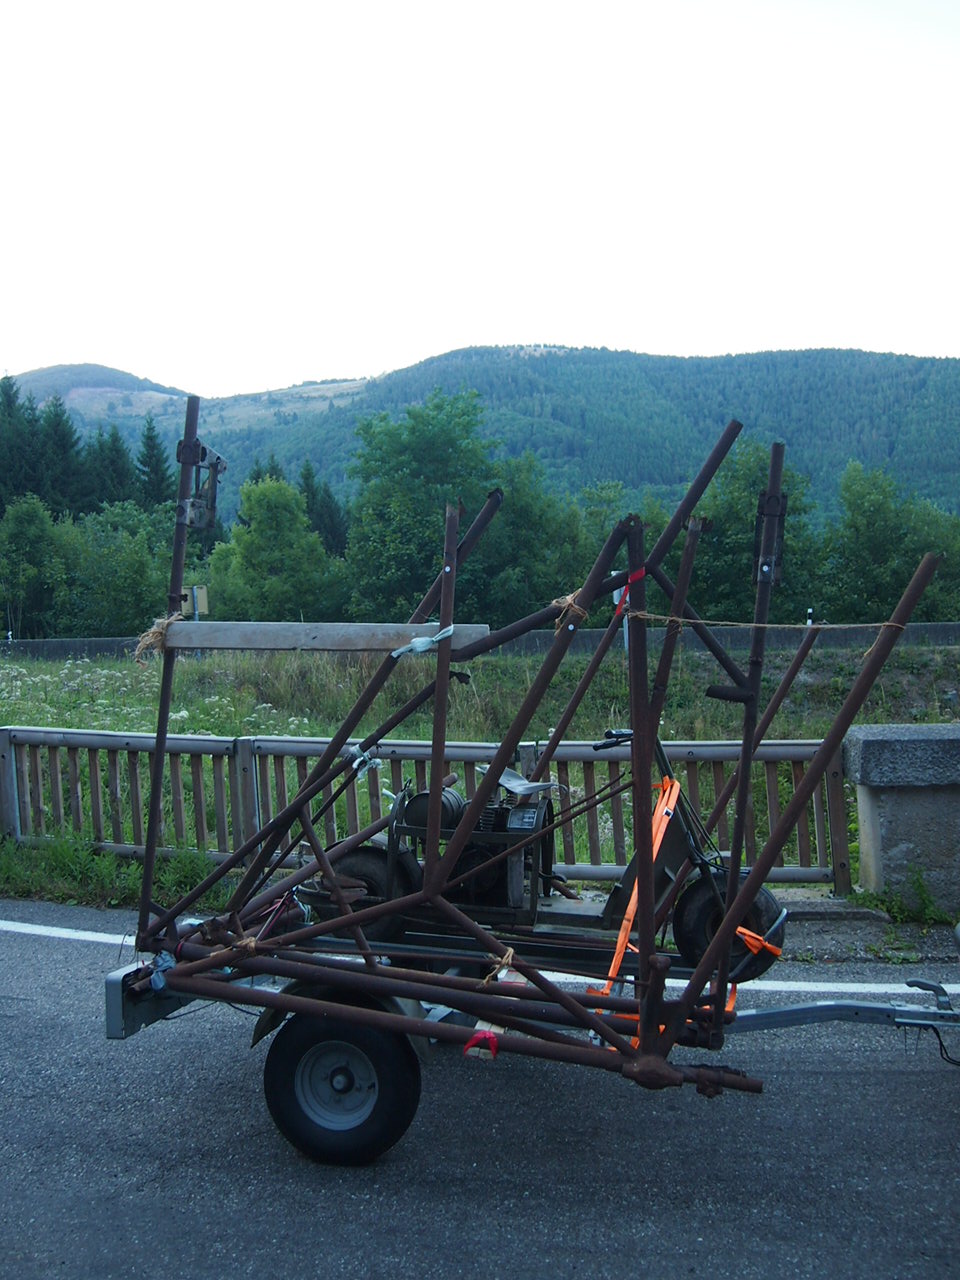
[481, 946, 516, 986]
[552, 592, 588, 633]
[134, 612, 183, 665]
[625, 609, 905, 633]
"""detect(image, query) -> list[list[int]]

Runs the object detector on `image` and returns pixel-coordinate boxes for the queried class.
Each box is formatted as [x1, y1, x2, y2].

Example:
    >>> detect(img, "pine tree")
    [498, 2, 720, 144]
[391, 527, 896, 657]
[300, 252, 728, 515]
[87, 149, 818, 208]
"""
[136, 413, 176, 507]
[81, 425, 139, 512]
[298, 461, 348, 555]
[39, 395, 85, 517]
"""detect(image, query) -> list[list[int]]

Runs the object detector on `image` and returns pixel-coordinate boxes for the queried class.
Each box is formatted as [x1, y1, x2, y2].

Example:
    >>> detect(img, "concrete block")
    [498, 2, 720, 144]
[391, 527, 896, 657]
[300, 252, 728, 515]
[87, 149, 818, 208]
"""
[844, 725, 960, 915]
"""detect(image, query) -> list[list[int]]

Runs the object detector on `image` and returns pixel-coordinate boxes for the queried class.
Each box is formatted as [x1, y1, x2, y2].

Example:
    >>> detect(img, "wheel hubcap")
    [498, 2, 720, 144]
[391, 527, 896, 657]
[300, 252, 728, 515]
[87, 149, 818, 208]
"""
[295, 1040, 378, 1131]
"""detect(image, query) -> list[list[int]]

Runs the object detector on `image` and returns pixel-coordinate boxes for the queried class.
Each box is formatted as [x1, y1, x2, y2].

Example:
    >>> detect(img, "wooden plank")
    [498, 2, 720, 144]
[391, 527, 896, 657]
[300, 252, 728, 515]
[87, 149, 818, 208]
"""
[163, 620, 489, 652]
[67, 747, 83, 832]
[812, 778, 829, 868]
[793, 760, 812, 866]
[345, 774, 360, 836]
[227, 752, 243, 847]
[257, 753, 273, 829]
[684, 761, 701, 815]
[608, 761, 626, 865]
[463, 762, 477, 799]
[744, 788, 756, 866]
[582, 760, 601, 865]
[169, 755, 187, 845]
[128, 752, 144, 847]
[190, 755, 207, 850]
[48, 746, 65, 831]
[557, 762, 575, 865]
[29, 746, 45, 836]
[15, 744, 30, 835]
[368, 768, 382, 823]
[88, 749, 104, 842]
[107, 751, 123, 844]
[764, 762, 781, 860]
[322, 785, 337, 844]
[273, 755, 290, 851]
[712, 762, 728, 848]
[212, 755, 229, 852]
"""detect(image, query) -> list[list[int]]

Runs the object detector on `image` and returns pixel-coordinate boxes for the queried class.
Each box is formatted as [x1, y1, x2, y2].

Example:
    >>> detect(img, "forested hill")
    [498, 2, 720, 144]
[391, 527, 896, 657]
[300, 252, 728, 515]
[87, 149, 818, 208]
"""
[15, 347, 960, 520]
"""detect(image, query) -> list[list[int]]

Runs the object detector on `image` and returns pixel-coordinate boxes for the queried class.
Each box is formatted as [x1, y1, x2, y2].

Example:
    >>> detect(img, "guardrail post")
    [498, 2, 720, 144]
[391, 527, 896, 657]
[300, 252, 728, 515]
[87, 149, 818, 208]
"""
[0, 729, 20, 840]
[235, 737, 260, 846]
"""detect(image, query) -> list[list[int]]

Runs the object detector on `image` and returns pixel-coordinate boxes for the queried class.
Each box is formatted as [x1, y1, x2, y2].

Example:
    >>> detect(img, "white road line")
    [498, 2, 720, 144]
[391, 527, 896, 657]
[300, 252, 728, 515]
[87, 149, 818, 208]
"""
[0, 919, 133, 947]
[3, 919, 958, 998]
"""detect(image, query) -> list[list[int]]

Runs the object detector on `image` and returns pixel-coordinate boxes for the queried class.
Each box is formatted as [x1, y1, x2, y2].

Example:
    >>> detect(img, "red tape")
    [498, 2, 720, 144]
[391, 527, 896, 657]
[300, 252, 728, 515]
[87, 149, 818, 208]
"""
[614, 566, 646, 618]
[463, 1030, 499, 1059]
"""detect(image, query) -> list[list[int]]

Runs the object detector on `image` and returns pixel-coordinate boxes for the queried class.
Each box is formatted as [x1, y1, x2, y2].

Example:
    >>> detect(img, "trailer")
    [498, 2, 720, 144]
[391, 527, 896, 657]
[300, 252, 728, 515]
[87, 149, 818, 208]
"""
[106, 398, 958, 1164]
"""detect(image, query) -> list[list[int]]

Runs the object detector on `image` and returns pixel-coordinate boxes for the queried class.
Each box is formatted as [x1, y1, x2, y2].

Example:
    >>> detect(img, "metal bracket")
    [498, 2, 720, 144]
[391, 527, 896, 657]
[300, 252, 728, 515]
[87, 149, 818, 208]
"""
[176, 438, 227, 529]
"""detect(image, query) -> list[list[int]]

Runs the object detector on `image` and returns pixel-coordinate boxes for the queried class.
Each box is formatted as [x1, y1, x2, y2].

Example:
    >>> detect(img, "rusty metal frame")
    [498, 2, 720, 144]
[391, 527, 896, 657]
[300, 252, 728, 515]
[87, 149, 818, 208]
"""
[122, 397, 942, 1103]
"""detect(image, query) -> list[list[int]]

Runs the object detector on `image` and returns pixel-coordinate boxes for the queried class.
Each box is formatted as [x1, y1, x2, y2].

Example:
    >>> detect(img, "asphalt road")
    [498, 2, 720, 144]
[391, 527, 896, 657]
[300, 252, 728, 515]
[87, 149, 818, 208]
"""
[1, 899, 957, 1280]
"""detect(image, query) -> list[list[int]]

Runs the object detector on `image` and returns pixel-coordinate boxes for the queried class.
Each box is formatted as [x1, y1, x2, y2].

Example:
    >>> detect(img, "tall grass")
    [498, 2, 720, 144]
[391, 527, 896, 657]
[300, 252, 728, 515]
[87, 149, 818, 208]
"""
[1, 644, 957, 743]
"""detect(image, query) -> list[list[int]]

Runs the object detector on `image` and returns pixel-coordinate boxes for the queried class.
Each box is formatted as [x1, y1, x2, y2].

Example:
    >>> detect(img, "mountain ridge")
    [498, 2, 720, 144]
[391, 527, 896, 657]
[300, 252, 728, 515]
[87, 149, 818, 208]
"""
[12, 345, 960, 522]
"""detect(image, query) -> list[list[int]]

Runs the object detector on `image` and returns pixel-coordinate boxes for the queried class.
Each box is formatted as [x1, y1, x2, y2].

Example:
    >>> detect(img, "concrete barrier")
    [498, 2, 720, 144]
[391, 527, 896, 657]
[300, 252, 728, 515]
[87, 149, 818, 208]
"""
[844, 724, 960, 915]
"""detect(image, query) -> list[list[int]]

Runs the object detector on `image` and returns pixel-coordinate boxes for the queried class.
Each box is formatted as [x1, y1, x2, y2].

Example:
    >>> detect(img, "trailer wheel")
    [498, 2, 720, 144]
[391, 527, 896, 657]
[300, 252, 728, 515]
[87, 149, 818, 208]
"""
[329, 848, 417, 942]
[264, 1013, 421, 1165]
[672, 870, 785, 982]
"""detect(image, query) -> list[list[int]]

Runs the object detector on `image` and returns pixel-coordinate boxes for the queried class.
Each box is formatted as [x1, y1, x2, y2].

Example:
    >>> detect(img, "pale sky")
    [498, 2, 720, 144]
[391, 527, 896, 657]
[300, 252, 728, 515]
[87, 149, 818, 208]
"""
[3, 0, 959, 398]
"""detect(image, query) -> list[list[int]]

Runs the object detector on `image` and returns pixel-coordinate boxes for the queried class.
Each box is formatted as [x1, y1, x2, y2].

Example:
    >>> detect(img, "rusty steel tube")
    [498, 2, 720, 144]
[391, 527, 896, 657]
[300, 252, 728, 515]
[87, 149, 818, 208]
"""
[704, 623, 821, 833]
[137, 395, 200, 943]
[666, 550, 942, 1048]
[423, 517, 630, 895]
[423, 505, 460, 881]
[220, 489, 504, 916]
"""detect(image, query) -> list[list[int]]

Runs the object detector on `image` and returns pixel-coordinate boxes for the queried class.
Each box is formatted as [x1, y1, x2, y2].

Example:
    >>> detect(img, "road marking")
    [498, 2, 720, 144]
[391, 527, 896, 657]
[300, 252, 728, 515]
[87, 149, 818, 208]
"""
[3, 919, 958, 999]
[722, 977, 960, 996]
[0, 918, 133, 947]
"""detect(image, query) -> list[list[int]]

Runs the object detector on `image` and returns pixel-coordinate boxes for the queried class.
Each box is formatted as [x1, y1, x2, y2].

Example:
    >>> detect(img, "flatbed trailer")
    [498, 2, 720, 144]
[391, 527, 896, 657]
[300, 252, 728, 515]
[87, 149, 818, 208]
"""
[106, 398, 958, 1164]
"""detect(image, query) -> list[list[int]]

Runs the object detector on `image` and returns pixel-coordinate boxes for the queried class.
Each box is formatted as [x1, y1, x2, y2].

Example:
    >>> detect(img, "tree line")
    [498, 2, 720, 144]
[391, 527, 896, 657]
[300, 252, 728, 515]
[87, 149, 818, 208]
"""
[1, 377, 958, 640]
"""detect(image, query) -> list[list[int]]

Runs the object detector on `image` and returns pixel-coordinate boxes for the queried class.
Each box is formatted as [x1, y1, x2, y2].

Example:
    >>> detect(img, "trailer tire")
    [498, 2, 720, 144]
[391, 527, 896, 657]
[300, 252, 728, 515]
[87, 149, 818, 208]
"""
[672, 870, 785, 982]
[330, 847, 417, 942]
[264, 1013, 421, 1165]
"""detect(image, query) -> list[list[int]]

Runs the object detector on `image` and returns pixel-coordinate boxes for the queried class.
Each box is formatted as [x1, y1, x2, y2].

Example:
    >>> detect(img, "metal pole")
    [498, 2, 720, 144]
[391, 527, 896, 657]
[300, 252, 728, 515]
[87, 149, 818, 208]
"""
[137, 395, 199, 943]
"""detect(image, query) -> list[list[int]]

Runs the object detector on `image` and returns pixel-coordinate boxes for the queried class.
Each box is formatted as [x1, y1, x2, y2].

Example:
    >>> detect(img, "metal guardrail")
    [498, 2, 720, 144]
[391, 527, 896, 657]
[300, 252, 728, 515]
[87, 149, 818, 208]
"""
[0, 727, 850, 891]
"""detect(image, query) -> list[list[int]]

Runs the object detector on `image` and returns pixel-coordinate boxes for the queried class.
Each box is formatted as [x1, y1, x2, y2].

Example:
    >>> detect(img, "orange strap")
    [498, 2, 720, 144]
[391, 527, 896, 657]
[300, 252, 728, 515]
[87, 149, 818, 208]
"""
[735, 925, 782, 957]
[591, 776, 681, 998]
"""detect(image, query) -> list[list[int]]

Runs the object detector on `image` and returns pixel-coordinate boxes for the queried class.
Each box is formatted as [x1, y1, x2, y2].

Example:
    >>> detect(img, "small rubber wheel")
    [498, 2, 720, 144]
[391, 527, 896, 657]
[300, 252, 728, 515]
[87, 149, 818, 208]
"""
[330, 848, 413, 942]
[264, 1013, 422, 1165]
[672, 870, 785, 982]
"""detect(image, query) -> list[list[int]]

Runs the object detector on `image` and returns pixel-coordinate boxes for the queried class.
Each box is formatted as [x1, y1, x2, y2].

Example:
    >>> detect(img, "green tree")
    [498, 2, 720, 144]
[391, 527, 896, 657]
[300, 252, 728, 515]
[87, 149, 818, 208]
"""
[137, 413, 176, 507]
[247, 453, 286, 485]
[299, 460, 348, 556]
[53, 501, 174, 636]
[346, 391, 494, 620]
[823, 463, 960, 622]
[0, 378, 36, 514]
[80, 425, 139, 511]
[207, 478, 347, 621]
[694, 440, 821, 626]
[39, 395, 85, 517]
[458, 453, 582, 628]
[0, 496, 66, 637]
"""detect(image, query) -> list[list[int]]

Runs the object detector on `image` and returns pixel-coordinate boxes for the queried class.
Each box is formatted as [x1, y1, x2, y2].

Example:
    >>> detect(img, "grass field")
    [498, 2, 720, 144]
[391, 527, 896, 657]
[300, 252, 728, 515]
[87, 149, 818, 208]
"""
[1, 643, 957, 743]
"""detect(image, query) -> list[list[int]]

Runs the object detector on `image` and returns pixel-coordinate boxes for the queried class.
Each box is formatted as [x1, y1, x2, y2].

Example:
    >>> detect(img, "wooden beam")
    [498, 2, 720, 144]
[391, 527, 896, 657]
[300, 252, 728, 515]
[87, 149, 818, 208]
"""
[162, 621, 489, 653]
